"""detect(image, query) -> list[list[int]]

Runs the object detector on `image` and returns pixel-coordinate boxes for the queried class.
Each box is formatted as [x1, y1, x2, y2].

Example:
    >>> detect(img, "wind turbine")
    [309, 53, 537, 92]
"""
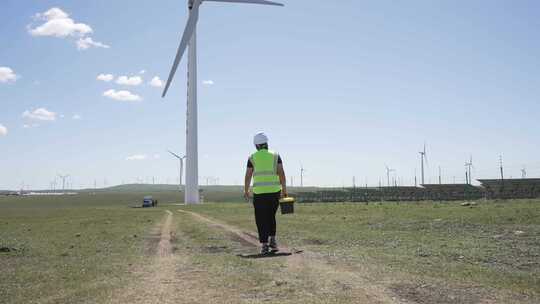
[385, 165, 395, 187]
[419, 143, 428, 185]
[521, 166, 527, 178]
[300, 165, 305, 187]
[161, 0, 284, 204]
[58, 174, 70, 193]
[465, 155, 473, 185]
[168, 150, 186, 190]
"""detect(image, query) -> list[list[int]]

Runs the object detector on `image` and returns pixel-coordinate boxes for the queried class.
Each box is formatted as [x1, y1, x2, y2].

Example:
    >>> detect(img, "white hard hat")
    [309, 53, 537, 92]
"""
[253, 132, 268, 145]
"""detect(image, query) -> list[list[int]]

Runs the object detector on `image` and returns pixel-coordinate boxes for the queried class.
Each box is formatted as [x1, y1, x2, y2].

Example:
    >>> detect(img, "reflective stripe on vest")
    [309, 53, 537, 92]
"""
[253, 170, 275, 177]
[250, 149, 281, 194]
[253, 181, 281, 187]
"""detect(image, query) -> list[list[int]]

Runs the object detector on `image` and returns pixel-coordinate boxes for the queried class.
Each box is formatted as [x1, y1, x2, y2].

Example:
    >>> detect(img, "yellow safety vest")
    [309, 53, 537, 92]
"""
[250, 149, 281, 194]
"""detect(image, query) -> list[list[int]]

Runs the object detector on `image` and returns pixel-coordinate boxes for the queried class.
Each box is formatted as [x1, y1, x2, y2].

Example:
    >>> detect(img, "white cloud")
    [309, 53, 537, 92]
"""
[77, 37, 110, 50]
[202, 80, 214, 85]
[39, 7, 69, 20]
[28, 7, 108, 50]
[103, 89, 142, 102]
[149, 76, 164, 88]
[126, 154, 147, 161]
[0, 124, 7, 136]
[72, 114, 81, 120]
[22, 108, 57, 121]
[139, 70, 146, 74]
[97, 73, 114, 82]
[116, 75, 143, 86]
[28, 7, 92, 37]
[23, 123, 40, 129]
[0, 67, 18, 83]
[153, 154, 161, 159]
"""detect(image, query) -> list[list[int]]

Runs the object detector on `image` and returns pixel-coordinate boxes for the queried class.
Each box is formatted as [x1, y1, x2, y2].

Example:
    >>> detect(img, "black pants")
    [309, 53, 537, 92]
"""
[252, 191, 280, 243]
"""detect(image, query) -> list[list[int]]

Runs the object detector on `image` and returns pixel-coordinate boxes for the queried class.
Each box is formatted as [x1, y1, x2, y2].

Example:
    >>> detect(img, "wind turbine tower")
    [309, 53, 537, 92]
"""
[465, 155, 473, 185]
[385, 165, 395, 187]
[168, 150, 186, 190]
[521, 167, 527, 178]
[419, 143, 427, 185]
[161, 0, 284, 204]
[300, 165, 305, 187]
[58, 174, 70, 193]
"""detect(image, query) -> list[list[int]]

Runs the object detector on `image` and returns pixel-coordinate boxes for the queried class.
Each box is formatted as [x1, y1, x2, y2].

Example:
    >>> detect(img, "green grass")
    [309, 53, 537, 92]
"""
[0, 193, 167, 303]
[1, 193, 538, 303]
[173, 211, 378, 303]
[181, 200, 540, 297]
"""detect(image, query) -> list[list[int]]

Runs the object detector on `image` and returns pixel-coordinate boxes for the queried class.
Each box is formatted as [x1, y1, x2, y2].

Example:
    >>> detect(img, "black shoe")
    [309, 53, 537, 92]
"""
[261, 244, 271, 255]
[269, 237, 279, 253]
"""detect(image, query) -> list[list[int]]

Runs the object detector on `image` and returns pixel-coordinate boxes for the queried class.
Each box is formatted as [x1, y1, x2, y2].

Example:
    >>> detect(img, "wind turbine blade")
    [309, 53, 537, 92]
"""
[168, 150, 181, 159]
[162, 6, 200, 98]
[204, 0, 284, 6]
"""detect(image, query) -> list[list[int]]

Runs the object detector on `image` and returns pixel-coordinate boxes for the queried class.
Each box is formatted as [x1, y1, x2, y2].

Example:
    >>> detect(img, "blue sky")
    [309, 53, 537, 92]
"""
[1, 0, 539, 190]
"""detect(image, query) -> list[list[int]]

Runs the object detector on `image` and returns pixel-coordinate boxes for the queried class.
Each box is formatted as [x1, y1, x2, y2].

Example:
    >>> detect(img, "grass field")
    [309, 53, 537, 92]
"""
[184, 200, 540, 303]
[1, 193, 539, 303]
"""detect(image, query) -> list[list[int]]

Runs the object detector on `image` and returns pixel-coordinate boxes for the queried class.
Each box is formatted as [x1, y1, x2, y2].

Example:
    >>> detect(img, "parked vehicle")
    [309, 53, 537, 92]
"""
[142, 196, 158, 208]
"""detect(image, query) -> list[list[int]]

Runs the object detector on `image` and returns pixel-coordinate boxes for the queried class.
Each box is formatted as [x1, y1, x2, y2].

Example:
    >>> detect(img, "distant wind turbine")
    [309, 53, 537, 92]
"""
[465, 155, 473, 185]
[300, 165, 306, 187]
[385, 165, 395, 187]
[419, 143, 428, 185]
[161, 0, 284, 204]
[168, 150, 186, 190]
[58, 174, 70, 193]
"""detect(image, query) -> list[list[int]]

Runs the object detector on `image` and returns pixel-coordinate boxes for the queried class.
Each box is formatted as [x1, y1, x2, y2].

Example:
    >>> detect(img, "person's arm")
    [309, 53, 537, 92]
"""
[277, 163, 287, 197]
[244, 167, 254, 201]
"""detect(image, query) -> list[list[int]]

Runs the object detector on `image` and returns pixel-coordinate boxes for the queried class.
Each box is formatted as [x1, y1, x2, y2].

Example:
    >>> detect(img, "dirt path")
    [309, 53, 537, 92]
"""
[105, 208, 523, 304]
[107, 210, 179, 304]
[177, 209, 403, 304]
[158, 210, 173, 257]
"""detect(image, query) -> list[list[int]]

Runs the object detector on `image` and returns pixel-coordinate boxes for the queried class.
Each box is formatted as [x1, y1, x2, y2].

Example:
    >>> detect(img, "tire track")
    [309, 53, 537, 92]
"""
[108, 209, 178, 304]
[158, 210, 173, 257]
